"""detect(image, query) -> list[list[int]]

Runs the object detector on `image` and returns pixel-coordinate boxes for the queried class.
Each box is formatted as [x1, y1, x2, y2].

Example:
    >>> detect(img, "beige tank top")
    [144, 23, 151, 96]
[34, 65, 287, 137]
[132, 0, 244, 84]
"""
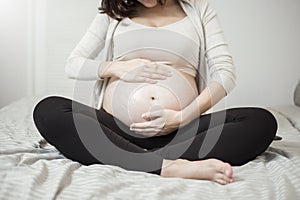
[112, 16, 200, 77]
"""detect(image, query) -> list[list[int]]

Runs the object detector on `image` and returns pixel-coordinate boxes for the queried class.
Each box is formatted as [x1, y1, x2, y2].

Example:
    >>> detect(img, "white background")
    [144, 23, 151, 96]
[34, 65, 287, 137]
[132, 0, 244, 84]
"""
[0, 0, 299, 110]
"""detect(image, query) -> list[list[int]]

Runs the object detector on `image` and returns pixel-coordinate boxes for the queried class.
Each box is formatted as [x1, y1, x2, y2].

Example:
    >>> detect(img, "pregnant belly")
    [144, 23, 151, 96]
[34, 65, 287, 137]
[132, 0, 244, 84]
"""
[102, 66, 199, 127]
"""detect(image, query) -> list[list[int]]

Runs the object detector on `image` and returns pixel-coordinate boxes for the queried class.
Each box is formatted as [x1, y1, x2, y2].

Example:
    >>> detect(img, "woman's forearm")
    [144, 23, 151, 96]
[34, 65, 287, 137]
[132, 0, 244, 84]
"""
[179, 81, 227, 126]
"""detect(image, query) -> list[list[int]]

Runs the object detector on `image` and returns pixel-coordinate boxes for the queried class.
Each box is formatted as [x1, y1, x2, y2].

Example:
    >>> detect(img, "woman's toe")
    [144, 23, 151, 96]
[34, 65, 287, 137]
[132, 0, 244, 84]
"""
[223, 163, 233, 178]
[216, 173, 231, 184]
[215, 178, 228, 185]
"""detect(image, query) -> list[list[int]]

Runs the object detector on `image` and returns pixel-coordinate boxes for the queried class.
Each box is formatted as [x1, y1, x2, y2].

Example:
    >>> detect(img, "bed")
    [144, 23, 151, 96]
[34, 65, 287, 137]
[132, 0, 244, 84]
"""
[1, 88, 300, 199]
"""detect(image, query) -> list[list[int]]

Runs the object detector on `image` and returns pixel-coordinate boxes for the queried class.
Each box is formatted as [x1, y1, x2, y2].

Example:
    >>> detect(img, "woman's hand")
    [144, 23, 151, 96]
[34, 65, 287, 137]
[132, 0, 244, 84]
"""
[129, 109, 182, 137]
[107, 58, 173, 84]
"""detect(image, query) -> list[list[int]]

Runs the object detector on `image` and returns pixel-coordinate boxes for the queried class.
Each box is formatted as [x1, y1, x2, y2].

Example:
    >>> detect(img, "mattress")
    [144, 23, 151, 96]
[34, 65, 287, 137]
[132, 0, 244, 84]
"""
[0, 96, 300, 200]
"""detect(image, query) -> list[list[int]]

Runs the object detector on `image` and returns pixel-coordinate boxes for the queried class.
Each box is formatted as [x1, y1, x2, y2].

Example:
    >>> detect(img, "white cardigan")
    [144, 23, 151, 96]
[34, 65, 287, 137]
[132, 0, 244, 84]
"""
[65, 0, 236, 109]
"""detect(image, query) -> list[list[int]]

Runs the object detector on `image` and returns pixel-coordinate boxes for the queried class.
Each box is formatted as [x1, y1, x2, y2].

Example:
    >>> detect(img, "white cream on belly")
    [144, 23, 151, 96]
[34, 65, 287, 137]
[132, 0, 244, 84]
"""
[103, 66, 198, 127]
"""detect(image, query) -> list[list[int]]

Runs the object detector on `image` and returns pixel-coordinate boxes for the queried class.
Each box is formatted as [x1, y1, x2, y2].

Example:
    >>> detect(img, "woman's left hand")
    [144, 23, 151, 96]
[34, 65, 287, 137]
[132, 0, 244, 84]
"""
[129, 109, 182, 137]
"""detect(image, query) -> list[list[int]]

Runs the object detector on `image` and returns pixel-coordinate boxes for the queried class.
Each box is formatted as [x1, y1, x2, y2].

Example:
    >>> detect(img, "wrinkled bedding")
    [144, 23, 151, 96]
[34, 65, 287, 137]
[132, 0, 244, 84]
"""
[0, 96, 300, 200]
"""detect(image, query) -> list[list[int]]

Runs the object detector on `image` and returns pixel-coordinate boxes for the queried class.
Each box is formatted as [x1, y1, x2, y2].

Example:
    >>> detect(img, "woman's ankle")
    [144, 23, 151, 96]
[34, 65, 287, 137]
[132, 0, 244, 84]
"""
[160, 158, 189, 177]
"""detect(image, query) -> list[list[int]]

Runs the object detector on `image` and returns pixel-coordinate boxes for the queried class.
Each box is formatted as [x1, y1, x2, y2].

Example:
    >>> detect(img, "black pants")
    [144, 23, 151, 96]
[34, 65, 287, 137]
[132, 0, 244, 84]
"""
[33, 96, 278, 175]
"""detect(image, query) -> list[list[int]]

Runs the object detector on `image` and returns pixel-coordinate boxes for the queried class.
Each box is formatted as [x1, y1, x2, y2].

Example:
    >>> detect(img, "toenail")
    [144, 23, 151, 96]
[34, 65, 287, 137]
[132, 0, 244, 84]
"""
[225, 169, 230, 175]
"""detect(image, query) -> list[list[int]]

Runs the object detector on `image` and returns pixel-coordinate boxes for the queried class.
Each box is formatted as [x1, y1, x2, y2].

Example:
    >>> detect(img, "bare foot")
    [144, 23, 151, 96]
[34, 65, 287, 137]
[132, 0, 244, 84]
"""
[160, 158, 234, 185]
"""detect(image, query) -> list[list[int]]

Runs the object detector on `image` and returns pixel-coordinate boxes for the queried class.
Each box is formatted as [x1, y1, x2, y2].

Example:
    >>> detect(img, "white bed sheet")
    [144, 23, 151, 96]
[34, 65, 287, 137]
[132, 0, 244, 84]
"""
[0, 96, 300, 200]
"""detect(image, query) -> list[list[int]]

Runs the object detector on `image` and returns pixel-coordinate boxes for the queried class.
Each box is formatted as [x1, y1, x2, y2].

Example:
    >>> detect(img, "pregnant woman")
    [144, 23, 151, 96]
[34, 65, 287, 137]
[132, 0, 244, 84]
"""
[33, 0, 278, 185]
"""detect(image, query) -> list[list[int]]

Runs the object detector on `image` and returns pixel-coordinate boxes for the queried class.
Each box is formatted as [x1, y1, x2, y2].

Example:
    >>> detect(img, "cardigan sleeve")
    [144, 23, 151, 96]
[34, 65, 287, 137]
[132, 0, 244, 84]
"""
[197, 0, 236, 95]
[64, 13, 110, 80]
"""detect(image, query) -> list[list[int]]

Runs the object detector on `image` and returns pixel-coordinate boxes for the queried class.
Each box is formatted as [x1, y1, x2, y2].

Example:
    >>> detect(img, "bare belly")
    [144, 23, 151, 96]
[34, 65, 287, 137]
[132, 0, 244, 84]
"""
[102, 65, 199, 127]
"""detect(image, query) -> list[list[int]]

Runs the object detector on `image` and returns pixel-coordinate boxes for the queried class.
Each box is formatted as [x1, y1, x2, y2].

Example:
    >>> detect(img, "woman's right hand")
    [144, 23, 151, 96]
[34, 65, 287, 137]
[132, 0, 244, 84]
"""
[108, 58, 173, 84]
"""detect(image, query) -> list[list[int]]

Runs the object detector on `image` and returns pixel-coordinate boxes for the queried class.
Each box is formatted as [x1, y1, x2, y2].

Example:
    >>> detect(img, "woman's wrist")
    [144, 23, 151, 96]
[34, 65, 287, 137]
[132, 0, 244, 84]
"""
[98, 60, 120, 78]
[176, 110, 190, 127]
[178, 105, 201, 127]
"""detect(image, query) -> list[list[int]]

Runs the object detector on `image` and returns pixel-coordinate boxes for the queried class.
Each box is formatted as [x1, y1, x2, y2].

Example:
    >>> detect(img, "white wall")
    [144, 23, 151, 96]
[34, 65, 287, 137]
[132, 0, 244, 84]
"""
[210, 0, 300, 109]
[0, 0, 299, 109]
[0, 0, 31, 107]
[40, 0, 100, 103]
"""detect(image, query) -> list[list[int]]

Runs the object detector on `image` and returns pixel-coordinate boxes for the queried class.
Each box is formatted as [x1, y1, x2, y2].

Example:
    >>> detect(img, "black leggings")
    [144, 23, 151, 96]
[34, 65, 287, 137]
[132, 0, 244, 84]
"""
[33, 96, 278, 175]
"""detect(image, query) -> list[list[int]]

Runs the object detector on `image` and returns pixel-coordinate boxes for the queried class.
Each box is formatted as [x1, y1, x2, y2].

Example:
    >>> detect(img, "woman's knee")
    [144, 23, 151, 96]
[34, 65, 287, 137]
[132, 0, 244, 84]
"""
[34, 96, 68, 120]
[33, 96, 71, 137]
[34, 95, 70, 113]
[231, 107, 278, 142]
[252, 107, 278, 141]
